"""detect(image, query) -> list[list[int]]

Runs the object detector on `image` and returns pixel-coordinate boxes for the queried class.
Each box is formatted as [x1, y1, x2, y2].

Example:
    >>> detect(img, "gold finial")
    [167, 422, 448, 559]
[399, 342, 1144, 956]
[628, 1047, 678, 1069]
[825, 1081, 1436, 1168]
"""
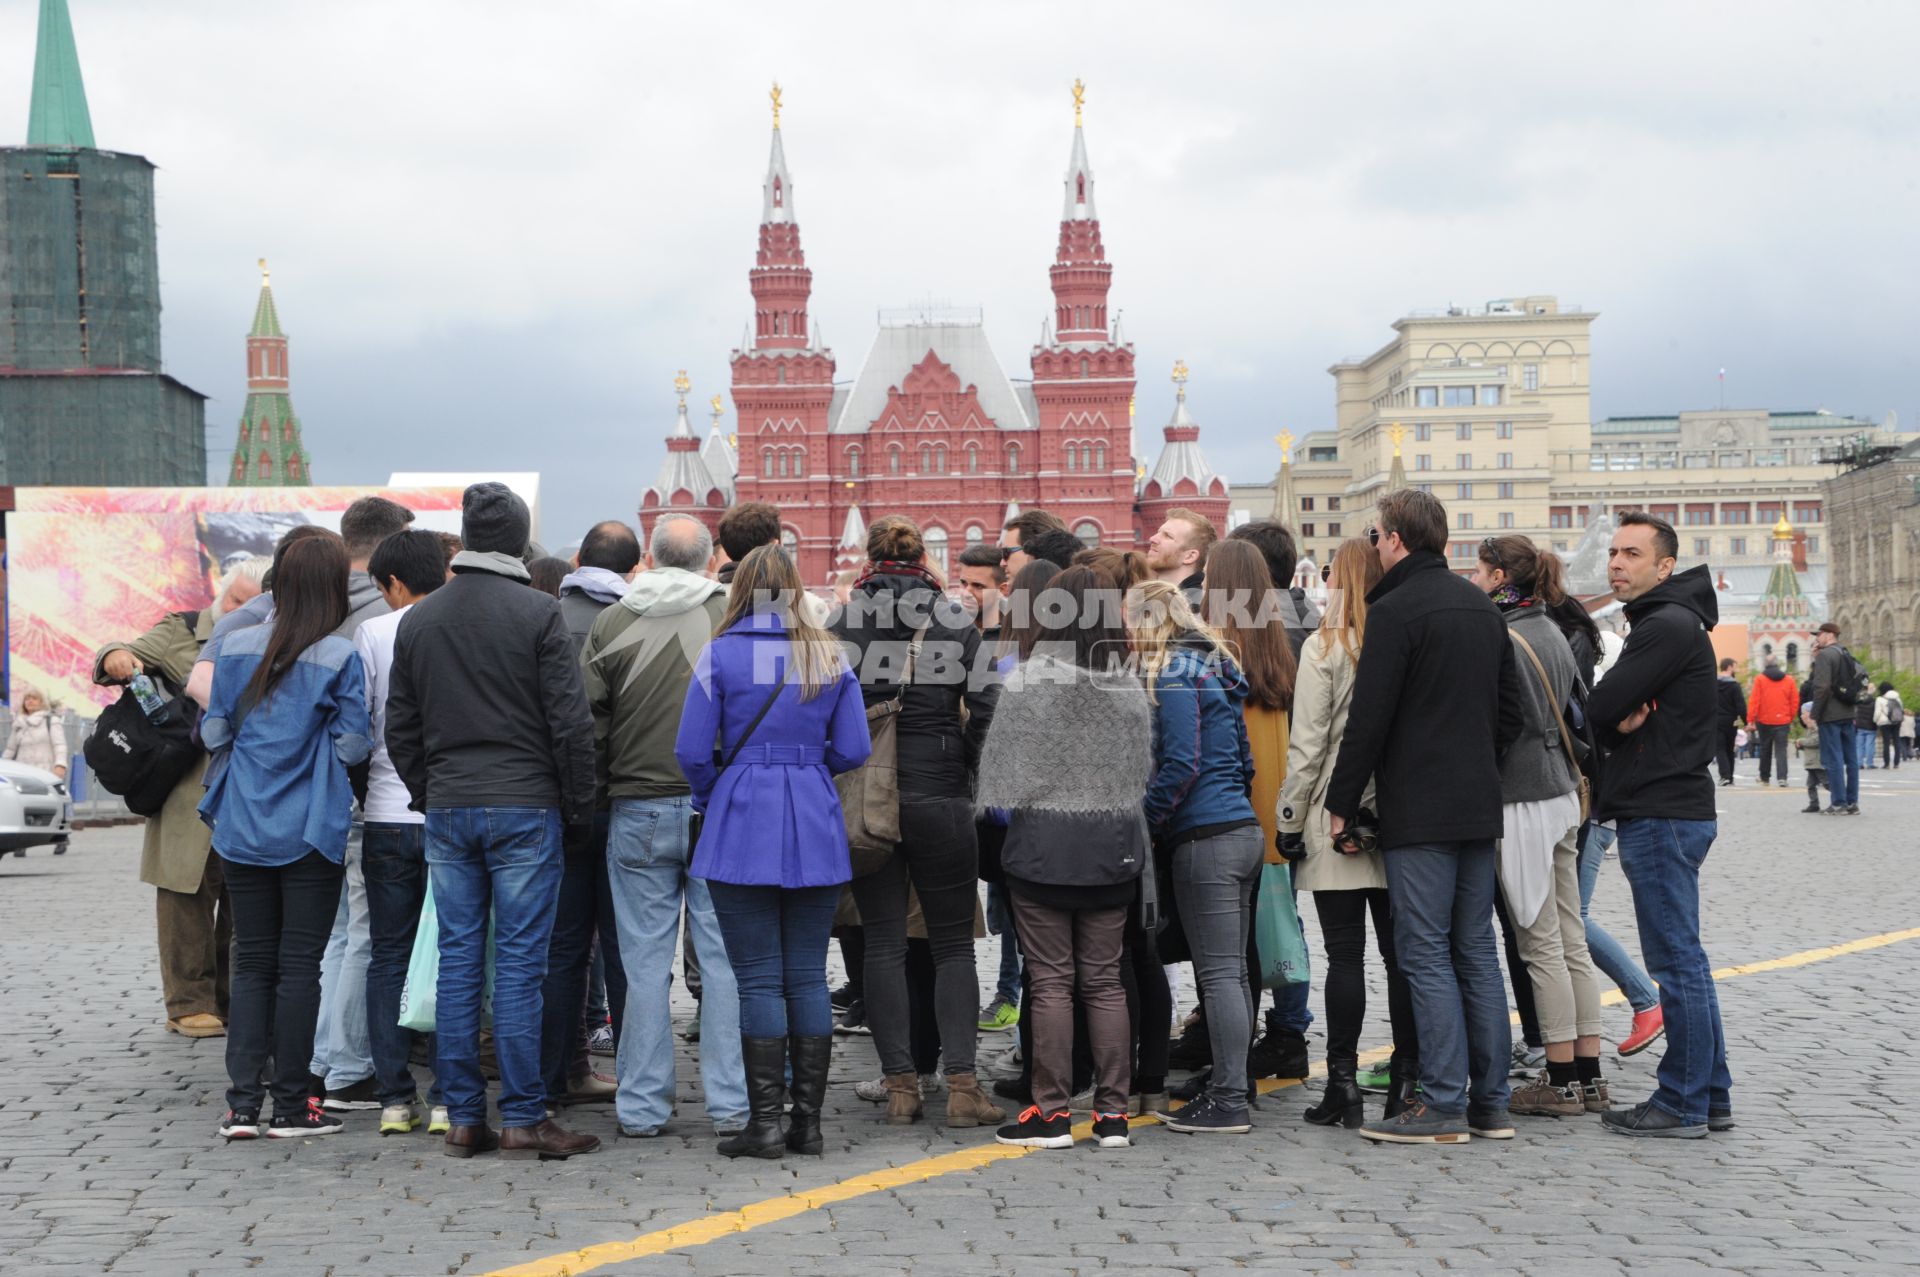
[1275, 429, 1294, 462]
[1773, 512, 1794, 539]
[258, 257, 270, 286]
[1388, 421, 1406, 457]
[674, 369, 691, 403]
[1072, 79, 1086, 127]
[1129, 393, 1136, 418]
[710, 394, 724, 416]
[1171, 359, 1189, 401]
[1136, 462, 1147, 480]
[770, 81, 782, 130]
[728, 432, 738, 448]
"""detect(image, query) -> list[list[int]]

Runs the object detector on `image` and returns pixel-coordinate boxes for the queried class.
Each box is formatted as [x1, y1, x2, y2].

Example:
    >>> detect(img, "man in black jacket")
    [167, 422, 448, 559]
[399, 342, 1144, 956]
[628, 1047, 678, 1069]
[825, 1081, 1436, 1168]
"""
[1586, 512, 1729, 1139]
[1713, 660, 1746, 786]
[1327, 489, 1522, 1145]
[387, 482, 600, 1161]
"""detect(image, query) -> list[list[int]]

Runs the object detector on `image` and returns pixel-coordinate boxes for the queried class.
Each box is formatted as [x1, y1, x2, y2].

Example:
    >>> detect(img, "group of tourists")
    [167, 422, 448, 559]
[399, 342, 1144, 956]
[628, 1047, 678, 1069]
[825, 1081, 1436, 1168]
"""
[95, 480, 1738, 1157]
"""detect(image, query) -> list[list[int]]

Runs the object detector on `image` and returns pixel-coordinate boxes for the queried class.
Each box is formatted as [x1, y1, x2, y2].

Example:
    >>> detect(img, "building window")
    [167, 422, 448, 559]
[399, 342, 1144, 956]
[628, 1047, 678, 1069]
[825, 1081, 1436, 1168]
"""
[1094, 443, 1106, 469]
[1456, 453, 1472, 470]
[1449, 542, 1476, 561]
[1444, 386, 1476, 407]
[965, 524, 984, 545]
[917, 444, 930, 473]
[966, 443, 979, 473]
[1730, 537, 1747, 556]
[1416, 386, 1438, 407]
[1722, 504, 1749, 524]
[1414, 423, 1432, 442]
[1065, 445, 1078, 472]
[934, 445, 947, 474]
[1328, 497, 1341, 511]
[781, 527, 798, 554]
[1522, 364, 1539, 391]
[1652, 505, 1679, 523]
[1684, 505, 1714, 526]
[763, 448, 775, 478]
[889, 446, 902, 475]
[1301, 497, 1315, 512]
[1497, 481, 1514, 499]
[846, 446, 862, 477]
[1793, 502, 1822, 523]
[1692, 538, 1711, 557]
[1496, 452, 1513, 469]
[1456, 482, 1473, 500]
[1302, 523, 1316, 538]
[1457, 513, 1474, 530]
[1758, 502, 1784, 524]
[1416, 484, 1433, 494]
[1480, 386, 1502, 406]
[1328, 522, 1341, 537]
[1455, 423, 1473, 441]
[1496, 421, 1513, 439]
[1007, 444, 1021, 473]
[1498, 512, 1514, 529]
[1415, 454, 1431, 471]
[1074, 520, 1101, 549]
[1550, 507, 1572, 529]
[1808, 536, 1820, 553]
[258, 453, 272, 479]
[924, 526, 948, 573]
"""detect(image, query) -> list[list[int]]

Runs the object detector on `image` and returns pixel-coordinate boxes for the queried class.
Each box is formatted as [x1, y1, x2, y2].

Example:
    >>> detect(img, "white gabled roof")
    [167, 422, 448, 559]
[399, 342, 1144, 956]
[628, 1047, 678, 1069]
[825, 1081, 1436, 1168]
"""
[838, 503, 865, 550]
[646, 400, 723, 507]
[831, 321, 1035, 435]
[1144, 392, 1224, 498]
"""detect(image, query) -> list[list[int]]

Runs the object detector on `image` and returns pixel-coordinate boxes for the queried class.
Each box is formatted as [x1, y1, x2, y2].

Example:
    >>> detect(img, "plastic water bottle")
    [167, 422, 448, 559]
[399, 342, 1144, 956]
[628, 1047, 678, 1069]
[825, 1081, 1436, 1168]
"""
[129, 674, 168, 719]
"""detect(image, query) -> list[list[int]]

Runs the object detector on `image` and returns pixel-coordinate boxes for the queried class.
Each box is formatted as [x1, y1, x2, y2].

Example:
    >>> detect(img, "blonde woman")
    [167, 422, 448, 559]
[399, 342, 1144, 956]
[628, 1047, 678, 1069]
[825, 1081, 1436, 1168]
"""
[6, 687, 69, 780]
[676, 545, 873, 1159]
[1276, 538, 1416, 1126]
[1127, 580, 1262, 1135]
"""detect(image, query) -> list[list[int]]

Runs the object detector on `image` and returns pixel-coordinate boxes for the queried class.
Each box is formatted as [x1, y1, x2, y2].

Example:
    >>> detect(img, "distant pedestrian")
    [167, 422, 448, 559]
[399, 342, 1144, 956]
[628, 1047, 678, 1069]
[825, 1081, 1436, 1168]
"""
[1873, 683, 1903, 770]
[5, 687, 68, 780]
[1714, 659, 1745, 786]
[1746, 659, 1798, 786]
[1799, 711, 1827, 813]
[1808, 622, 1862, 814]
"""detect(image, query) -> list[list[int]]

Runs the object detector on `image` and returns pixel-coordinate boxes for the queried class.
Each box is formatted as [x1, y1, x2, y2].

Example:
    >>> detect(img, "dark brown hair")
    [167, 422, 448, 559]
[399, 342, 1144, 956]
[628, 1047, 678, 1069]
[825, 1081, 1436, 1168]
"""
[1071, 546, 1150, 590]
[1029, 566, 1128, 673]
[527, 556, 569, 597]
[1002, 508, 1067, 544]
[1201, 539, 1296, 713]
[1375, 488, 1447, 555]
[1227, 518, 1299, 589]
[1480, 532, 1602, 657]
[866, 514, 925, 563]
[717, 501, 782, 562]
[245, 536, 349, 705]
[1001, 559, 1063, 662]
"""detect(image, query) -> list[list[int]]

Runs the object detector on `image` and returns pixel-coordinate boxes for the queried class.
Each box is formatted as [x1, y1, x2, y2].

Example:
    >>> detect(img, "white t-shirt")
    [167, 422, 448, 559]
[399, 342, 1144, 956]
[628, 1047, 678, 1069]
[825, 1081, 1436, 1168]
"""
[354, 605, 424, 826]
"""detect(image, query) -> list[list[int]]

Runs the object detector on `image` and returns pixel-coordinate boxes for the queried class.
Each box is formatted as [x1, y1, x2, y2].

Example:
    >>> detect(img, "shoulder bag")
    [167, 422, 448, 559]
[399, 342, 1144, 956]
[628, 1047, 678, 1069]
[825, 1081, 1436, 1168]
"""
[691, 659, 793, 848]
[1511, 629, 1591, 824]
[834, 623, 929, 878]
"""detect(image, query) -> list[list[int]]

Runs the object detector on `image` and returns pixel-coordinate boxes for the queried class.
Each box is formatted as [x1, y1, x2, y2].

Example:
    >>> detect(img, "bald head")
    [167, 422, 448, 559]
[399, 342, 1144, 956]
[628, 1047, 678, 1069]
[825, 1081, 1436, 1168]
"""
[649, 514, 713, 572]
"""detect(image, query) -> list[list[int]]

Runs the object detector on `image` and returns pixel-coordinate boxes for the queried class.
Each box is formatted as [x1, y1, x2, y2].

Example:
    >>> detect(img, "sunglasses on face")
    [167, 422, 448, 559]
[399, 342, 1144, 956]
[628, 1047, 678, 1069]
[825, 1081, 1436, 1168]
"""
[999, 546, 1018, 563]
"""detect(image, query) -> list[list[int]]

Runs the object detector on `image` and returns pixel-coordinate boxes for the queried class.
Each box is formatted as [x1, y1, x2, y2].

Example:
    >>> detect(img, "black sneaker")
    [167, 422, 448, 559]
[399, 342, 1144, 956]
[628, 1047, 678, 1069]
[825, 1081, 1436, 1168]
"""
[1091, 1112, 1132, 1148]
[1599, 1099, 1706, 1139]
[995, 1106, 1073, 1149]
[1161, 1094, 1252, 1135]
[829, 983, 855, 1012]
[323, 1076, 382, 1112]
[219, 1109, 262, 1141]
[991, 1077, 1031, 1104]
[834, 998, 871, 1035]
[1168, 1067, 1211, 1102]
[1708, 1105, 1735, 1132]
[1166, 1016, 1212, 1071]
[268, 1097, 346, 1138]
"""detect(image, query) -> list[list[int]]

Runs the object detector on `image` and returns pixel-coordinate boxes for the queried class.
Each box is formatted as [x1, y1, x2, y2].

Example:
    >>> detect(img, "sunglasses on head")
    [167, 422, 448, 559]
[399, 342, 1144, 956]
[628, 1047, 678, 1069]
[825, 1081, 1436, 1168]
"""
[1367, 526, 1381, 546]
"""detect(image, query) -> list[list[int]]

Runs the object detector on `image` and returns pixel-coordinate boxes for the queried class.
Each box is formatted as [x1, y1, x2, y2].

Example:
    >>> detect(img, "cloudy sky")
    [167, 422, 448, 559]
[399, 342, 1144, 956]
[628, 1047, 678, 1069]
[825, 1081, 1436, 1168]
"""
[11, 0, 1916, 544]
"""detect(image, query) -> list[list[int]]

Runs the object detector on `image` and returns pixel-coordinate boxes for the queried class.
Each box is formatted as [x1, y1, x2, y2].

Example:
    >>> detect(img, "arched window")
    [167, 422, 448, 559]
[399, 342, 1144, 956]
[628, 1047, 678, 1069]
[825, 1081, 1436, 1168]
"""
[924, 526, 949, 574]
[258, 453, 271, 479]
[233, 456, 245, 479]
[917, 443, 931, 473]
[1080, 357, 1089, 376]
[773, 176, 784, 209]
[846, 445, 862, 478]
[1077, 174, 1086, 204]
[287, 456, 301, 480]
[1065, 444, 1078, 472]
[964, 524, 984, 545]
[934, 445, 947, 474]
[889, 445, 902, 475]
[778, 450, 790, 478]
[781, 527, 798, 555]
[763, 448, 775, 478]
[1094, 443, 1106, 469]
[1074, 520, 1101, 549]
[1007, 443, 1021, 473]
[283, 420, 294, 442]
[966, 443, 979, 473]
[1786, 640, 1800, 670]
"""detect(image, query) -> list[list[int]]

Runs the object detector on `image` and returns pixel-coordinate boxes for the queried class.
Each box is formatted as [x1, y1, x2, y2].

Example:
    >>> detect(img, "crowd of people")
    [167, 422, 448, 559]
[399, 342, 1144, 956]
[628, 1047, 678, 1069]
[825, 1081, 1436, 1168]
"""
[92, 481, 1749, 1154]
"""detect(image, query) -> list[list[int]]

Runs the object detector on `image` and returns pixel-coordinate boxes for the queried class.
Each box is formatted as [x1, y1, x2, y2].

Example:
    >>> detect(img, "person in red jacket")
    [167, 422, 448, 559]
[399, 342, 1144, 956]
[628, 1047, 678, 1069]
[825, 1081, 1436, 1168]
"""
[1746, 660, 1799, 786]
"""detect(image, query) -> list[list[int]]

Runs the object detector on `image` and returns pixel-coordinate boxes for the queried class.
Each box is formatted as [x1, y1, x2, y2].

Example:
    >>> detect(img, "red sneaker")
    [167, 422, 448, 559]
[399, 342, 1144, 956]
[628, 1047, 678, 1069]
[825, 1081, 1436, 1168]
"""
[1618, 1006, 1665, 1057]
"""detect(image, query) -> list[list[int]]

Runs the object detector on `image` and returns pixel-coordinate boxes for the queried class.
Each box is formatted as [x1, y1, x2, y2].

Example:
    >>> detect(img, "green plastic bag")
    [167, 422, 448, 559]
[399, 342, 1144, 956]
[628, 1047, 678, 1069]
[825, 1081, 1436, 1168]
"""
[397, 883, 495, 1033]
[1253, 861, 1311, 990]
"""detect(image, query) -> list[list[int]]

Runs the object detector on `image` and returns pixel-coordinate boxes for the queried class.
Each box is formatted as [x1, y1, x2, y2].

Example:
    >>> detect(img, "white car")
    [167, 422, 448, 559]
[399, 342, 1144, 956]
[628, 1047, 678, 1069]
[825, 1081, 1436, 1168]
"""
[0, 759, 73, 856]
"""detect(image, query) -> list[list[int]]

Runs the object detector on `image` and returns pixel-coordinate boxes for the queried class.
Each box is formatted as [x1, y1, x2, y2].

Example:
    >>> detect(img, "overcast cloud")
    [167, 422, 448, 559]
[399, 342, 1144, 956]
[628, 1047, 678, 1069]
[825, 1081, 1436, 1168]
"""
[9, 0, 1916, 545]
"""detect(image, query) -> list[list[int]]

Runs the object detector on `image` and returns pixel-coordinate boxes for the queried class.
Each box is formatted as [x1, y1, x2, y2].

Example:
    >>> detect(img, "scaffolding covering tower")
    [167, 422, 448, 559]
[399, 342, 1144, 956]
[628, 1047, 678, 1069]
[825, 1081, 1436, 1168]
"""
[0, 0, 208, 487]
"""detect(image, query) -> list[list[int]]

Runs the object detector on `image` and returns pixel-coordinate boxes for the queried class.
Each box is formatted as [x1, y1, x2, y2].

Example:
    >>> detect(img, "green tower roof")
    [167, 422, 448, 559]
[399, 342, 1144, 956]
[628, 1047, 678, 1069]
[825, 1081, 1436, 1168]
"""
[26, 0, 95, 149]
[250, 274, 283, 338]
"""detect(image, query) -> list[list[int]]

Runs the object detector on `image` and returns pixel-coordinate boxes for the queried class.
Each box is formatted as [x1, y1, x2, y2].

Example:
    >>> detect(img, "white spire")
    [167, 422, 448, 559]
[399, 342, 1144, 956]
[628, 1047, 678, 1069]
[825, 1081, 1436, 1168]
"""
[838, 504, 865, 551]
[1062, 123, 1097, 221]
[763, 127, 794, 224]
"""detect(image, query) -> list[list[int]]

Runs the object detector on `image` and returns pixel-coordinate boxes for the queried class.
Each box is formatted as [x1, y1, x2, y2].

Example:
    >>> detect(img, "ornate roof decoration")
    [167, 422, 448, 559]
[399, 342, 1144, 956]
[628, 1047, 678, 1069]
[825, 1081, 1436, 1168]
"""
[1142, 360, 1226, 500]
[644, 373, 724, 510]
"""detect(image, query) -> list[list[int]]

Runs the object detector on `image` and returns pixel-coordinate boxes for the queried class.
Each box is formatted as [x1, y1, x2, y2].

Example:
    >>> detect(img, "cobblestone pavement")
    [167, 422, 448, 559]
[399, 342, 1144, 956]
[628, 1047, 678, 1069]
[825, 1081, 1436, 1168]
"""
[2, 762, 1917, 1277]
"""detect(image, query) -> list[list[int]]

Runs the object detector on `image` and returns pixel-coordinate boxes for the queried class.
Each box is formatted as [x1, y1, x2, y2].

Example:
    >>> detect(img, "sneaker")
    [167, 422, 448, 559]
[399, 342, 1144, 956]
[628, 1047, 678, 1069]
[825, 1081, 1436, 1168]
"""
[1709, 1105, 1735, 1132]
[1508, 1042, 1546, 1078]
[991, 1077, 1030, 1104]
[1776, 780, 1790, 789]
[428, 1105, 450, 1135]
[1600, 1099, 1707, 1139]
[1618, 1006, 1665, 1057]
[1582, 1079, 1611, 1114]
[564, 1070, 618, 1104]
[1468, 1107, 1515, 1139]
[995, 1105, 1073, 1149]
[379, 1102, 421, 1135]
[919, 1072, 945, 1098]
[268, 1097, 345, 1138]
[1129, 1091, 1170, 1117]
[1845, 803, 1861, 814]
[1166, 1016, 1212, 1071]
[1161, 1094, 1252, 1135]
[1355, 1061, 1392, 1094]
[1358, 1101, 1470, 1144]
[834, 999, 871, 1035]
[322, 1076, 382, 1112]
[1509, 1076, 1586, 1117]
[1091, 1112, 1132, 1148]
[830, 982, 855, 1012]
[1169, 1067, 1211, 1102]
[983, 1042, 1025, 1083]
[219, 1109, 262, 1141]
[854, 1076, 889, 1104]
[977, 995, 1020, 1032]
[586, 1023, 616, 1057]
[1068, 1085, 1096, 1113]
[618, 1124, 665, 1139]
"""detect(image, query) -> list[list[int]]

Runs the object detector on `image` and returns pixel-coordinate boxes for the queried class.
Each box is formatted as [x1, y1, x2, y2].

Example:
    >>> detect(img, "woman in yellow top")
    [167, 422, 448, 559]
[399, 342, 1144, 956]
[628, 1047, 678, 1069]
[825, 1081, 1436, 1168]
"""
[1199, 540, 1305, 1089]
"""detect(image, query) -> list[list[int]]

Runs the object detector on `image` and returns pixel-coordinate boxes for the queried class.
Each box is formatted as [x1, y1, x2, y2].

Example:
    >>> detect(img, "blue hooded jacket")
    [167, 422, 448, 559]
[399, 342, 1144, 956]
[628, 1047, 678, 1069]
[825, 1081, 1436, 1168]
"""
[1144, 634, 1257, 842]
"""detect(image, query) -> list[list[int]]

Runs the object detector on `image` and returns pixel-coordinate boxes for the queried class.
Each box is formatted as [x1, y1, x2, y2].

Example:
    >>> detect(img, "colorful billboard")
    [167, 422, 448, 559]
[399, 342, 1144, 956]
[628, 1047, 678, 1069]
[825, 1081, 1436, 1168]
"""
[6, 486, 466, 717]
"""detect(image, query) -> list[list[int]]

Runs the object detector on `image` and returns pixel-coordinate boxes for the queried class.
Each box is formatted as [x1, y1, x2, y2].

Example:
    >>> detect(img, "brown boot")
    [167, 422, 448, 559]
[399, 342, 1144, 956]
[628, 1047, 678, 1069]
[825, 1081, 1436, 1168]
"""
[944, 1072, 1005, 1129]
[500, 1118, 601, 1160]
[882, 1072, 922, 1125]
[442, 1123, 500, 1158]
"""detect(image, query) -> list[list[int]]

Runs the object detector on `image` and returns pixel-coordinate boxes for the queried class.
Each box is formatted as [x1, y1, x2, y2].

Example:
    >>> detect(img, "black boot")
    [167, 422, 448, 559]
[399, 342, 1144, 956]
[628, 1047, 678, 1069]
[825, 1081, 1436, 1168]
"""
[785, 1034, 832, 1156]
[1383, 1055, 1420, 1120]
[717, 1037, 788, 1159]
[1167, 1011, 1212, 1072]
[1303, 1058, 1365, 1128]
[1250, 1009, 1310, 1081]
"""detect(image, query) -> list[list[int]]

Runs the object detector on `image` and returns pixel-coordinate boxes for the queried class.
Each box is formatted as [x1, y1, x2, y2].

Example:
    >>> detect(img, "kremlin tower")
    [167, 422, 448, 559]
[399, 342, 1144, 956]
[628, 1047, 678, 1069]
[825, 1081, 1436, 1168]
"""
[226, 261, 313, 486]
[639, 372, 727, 538]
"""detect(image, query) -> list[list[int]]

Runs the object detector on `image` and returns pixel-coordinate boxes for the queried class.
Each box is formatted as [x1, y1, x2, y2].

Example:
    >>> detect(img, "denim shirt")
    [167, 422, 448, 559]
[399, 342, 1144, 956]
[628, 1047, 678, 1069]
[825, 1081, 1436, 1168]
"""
[198, 623, 370, 867]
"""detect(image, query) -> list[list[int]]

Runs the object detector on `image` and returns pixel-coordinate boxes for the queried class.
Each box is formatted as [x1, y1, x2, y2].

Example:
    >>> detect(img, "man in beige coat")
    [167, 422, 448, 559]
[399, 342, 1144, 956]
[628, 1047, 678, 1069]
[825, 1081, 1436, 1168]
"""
[93, 565, 263, 1037]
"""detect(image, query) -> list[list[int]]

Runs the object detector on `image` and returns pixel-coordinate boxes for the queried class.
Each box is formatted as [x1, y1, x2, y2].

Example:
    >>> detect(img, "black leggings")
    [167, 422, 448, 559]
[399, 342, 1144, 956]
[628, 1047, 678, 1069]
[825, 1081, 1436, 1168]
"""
[1122, 889, 1171, 1085]
[907, 938, 940, 1074]
[1494, 887, 1541, 1049]
[1312, 888, 1415, 1068]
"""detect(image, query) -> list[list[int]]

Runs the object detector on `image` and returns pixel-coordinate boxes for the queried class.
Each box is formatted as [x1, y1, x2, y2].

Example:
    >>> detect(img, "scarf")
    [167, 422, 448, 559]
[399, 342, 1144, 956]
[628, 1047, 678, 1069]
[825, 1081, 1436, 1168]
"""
[1490, 585, 1534, 612]
[854, 559, 943, 592]
[974, 655, 1154, 816]
[561, 566, 630, 605]
[450, 549, 532, 582]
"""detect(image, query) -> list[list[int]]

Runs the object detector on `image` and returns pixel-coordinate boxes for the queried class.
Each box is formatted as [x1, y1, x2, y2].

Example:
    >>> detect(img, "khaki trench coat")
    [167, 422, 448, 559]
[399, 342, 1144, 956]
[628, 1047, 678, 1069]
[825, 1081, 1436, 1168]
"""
[1275, 630, 1387, 893]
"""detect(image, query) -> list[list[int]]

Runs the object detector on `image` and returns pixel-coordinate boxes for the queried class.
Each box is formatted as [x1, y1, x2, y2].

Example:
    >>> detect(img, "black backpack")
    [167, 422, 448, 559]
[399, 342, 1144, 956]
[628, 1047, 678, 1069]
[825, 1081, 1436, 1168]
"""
[1831, 648, 1873, 707]
[83, 613, 206, 816]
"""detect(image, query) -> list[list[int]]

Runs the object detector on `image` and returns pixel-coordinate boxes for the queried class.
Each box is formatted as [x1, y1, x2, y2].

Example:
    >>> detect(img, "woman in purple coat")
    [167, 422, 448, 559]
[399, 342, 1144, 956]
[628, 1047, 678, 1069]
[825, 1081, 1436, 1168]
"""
[676, 545, 872, 1159]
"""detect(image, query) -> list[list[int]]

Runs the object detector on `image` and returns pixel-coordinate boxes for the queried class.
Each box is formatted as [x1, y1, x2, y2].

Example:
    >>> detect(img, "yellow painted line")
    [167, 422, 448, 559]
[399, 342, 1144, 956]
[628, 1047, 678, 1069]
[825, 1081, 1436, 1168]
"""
[484, 925, 1920, 1277]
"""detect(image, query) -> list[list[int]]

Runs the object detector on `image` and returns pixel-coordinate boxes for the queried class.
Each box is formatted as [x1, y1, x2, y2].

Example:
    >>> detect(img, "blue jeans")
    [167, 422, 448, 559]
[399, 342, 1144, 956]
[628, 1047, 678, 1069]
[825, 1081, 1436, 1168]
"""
[1614, 818, 1731, 1124]
[986, 882, 1022, 1005]
[308, 824, 374, 1087]
[1821, 723, 1860, 807]
[1855, 725, 1878, 768]
[426, 807, 564, 1129]
[362, 821, 441, 1108]
[539, 810, 625, 1102]
[1383, 841, 1510, 1116]
[1576, 825, 1659, 1015]
[707, 880, 841, 1039]
[606, 797, 745, 1133]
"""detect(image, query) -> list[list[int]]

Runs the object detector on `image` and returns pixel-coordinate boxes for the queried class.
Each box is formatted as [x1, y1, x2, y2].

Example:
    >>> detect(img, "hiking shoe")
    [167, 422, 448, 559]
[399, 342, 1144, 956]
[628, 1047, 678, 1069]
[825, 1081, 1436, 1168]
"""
[1468, 1107, 1515, 1139]
[1582, 1079, 1612, 1114]
[834, 998, 871, 1035]
[1510, 1077, 1585, 1117]
[428, 1105, 450, 1135]
[977, 995, 1020, 1032]
[268, 1098, 345, 1138]
[1508, 1043, 1546, 1077]
[1618, 1006, 1665, 1057]
[1600, 1099, 1707, 1139]
[1356, 1061, 1393, 1094]
[1091, 1112, 1132, 1148]
[995, 1106, 1073, 1149]
[322, 1076, 382, 1112]
[1359, 1101, 1470, 1144]
[378, 1102, 421, 1135]
[586, 1023, 616, 1057]
[1709, 1105, 1735, 1132]
[219, 1109, 262, 1141]
[1161, 1094, 1252, 1135]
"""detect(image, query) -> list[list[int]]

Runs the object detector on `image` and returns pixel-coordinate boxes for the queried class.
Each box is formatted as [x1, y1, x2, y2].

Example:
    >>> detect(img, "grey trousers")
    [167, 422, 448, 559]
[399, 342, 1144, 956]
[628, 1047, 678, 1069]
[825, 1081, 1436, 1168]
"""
[1171, 826, 1264, 1105]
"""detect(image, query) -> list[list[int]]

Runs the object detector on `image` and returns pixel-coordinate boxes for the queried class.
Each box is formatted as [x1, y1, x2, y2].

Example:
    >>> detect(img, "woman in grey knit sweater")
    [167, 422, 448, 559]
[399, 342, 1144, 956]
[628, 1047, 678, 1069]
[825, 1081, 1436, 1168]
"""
[975, 567, 1153, 1151]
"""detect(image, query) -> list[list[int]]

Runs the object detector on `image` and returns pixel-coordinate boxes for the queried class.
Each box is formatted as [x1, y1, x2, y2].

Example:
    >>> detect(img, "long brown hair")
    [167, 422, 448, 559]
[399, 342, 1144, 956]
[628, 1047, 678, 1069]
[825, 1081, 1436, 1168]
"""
[1201, 539, 1296, 713]
[1478, 533, 1600, 655]
[717, 544, 843, 701]
[246, 534, 349, 705]
[1000, 559, 1064, 662]
[1319, 536, 1384, 667]
[1028, 566, 1128, 672]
